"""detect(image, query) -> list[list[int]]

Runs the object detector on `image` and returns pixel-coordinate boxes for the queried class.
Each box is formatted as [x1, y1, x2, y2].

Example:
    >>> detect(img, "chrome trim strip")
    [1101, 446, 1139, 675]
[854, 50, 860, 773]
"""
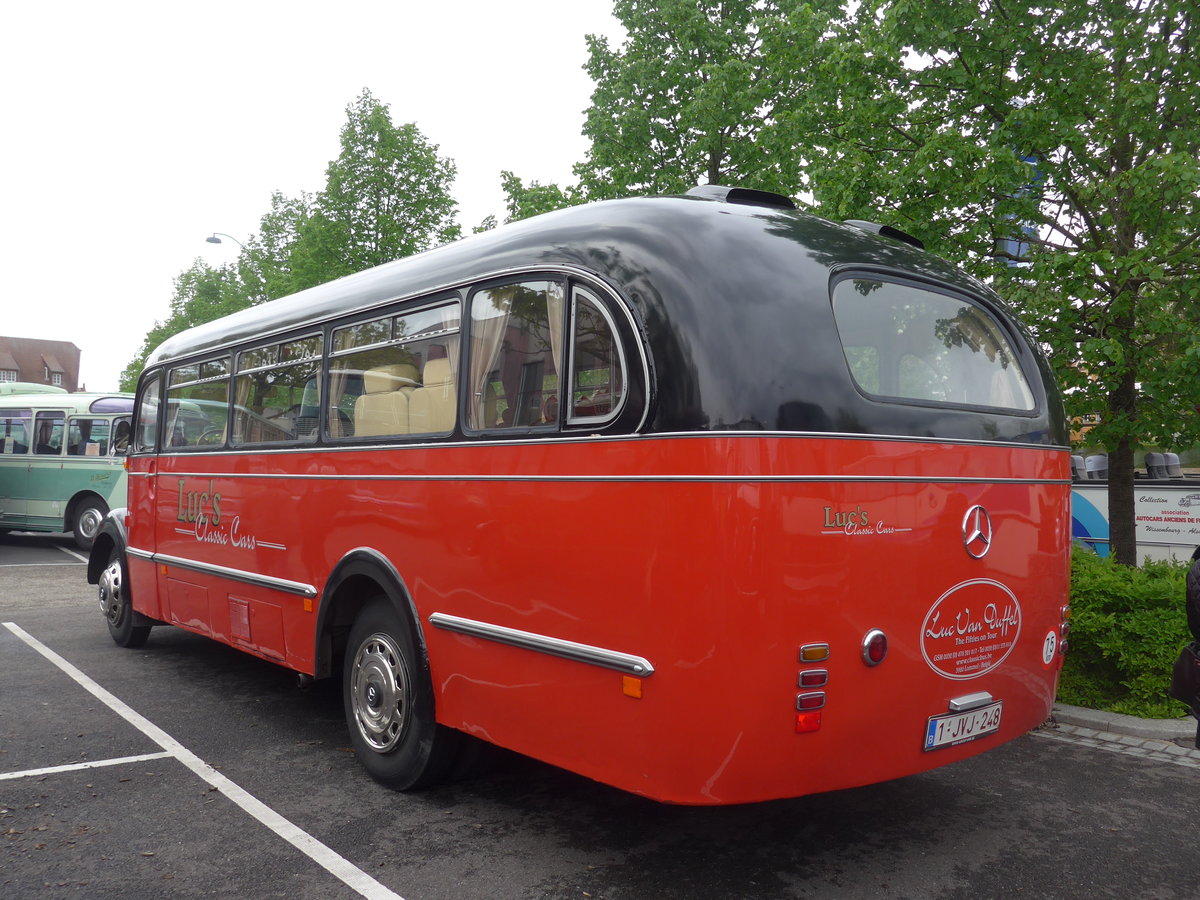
[428, 612, 654, 677]
[124, 547, 316, 598]
[136, 470, 1069, 486]
[948, 691, 995, 713]
[134, 428, 1071, 456]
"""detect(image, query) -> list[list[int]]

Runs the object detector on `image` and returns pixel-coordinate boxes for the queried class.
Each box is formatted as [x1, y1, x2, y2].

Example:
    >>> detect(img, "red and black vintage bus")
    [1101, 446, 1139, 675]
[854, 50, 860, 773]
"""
[89, 186, 1071, 804]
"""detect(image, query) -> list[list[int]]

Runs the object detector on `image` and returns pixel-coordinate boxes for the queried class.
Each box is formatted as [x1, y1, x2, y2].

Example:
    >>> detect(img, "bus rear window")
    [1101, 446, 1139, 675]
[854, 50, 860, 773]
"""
[832, 278, 1035, 412]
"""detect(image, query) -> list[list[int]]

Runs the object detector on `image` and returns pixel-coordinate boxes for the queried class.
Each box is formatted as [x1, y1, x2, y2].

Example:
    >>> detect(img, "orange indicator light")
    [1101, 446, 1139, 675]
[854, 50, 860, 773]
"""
[799, 643, 829, 663]
[795, 711, 822, 733]
[622, 675, 643, 699]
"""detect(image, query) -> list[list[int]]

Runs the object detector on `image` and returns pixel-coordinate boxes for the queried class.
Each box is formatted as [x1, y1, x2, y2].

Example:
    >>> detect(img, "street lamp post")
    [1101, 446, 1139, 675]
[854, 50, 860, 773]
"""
[205, 232, 245, 249]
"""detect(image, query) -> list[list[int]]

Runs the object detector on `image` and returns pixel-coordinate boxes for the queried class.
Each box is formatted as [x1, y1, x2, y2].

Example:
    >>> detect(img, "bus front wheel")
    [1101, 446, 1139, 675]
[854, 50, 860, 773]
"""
[73, 498, 108, 551]
[343, 597, 459, 790]
[99, 546, 150, 648]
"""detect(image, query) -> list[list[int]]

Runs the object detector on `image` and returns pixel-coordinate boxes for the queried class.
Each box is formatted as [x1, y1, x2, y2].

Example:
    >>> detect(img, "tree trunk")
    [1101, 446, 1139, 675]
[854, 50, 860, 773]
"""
[1108, 369, 1139, 566]
[1108, 435, 1137, 566]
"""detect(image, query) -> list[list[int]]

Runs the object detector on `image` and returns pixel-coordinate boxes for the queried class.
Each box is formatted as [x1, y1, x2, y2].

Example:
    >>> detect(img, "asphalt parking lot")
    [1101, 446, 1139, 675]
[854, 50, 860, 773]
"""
[3, 531, 1198, 900]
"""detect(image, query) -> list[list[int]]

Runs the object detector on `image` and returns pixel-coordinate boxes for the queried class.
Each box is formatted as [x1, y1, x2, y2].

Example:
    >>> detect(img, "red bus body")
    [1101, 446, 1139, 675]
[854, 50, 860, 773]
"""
[93, 188, 1071, 804]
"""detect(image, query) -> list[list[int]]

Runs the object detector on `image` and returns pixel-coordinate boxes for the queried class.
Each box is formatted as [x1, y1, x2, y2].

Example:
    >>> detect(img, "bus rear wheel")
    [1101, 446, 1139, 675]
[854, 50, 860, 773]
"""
[73, 498, 108, 551]
[343, 597, 460, 790]
[99, 546, 150, 648]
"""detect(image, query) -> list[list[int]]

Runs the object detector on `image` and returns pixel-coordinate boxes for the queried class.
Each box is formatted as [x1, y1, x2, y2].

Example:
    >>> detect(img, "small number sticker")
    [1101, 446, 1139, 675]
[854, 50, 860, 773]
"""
[1042, 630, 1058, 665]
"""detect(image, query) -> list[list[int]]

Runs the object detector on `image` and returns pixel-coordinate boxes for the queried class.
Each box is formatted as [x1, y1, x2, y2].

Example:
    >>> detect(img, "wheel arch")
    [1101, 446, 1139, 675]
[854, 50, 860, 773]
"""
[87, 508, 128, 584]
[68, 490, 108, 529]
[314, 548, 426, 680]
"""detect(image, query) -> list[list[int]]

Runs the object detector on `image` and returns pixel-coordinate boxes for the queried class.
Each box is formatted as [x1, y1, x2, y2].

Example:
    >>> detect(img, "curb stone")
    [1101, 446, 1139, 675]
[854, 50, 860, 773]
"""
[1050, 703, 1196, 743]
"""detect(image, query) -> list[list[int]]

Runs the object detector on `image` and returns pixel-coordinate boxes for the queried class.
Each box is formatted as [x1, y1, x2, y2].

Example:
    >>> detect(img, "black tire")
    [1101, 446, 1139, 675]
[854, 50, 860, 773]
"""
[98, 545, 150, 648]
[343, 596, 460, 790]
[73, 497, 108, 551]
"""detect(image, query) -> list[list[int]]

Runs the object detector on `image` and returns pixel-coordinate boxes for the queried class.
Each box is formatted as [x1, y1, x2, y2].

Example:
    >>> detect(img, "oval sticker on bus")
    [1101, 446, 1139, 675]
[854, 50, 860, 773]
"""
[921, 579, 1022, 680]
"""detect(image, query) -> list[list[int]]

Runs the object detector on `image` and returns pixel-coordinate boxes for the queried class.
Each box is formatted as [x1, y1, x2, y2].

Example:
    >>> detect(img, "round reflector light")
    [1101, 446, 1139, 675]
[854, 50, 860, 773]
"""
[862, 629, 888, 666]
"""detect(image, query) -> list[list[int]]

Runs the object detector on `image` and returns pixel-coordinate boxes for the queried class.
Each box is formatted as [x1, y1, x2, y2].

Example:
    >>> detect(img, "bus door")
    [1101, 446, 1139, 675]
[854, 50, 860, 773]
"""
[124, 376, 167, 622]
[153, 361, 231, 636]
[26, 410, 66, 529]
[0, 407, 33, 526]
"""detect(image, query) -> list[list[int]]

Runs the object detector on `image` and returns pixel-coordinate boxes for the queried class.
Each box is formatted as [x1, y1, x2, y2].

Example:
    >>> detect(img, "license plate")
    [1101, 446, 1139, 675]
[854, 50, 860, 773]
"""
[924, 701, 1003, 751]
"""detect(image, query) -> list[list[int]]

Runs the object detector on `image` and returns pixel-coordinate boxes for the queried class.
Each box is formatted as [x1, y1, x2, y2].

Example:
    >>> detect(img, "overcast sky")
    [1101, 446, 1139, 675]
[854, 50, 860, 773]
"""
[1, 0, 624, 392]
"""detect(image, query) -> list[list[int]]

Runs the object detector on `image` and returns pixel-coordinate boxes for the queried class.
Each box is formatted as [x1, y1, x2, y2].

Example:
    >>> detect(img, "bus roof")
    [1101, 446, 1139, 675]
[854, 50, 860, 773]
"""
[147, 192, 985, 368]
[144, 190, 1065, 445]
[0, 382, 69, 395]
[0, 392, 135, 414]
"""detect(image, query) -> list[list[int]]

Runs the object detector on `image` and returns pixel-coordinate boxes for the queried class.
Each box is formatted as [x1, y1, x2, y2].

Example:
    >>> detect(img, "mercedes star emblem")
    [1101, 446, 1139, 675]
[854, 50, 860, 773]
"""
[962, 505, 993, 559]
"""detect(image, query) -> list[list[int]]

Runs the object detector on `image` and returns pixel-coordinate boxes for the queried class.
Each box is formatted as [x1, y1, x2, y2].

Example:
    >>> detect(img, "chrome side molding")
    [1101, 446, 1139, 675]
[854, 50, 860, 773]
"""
[428, 612, 655, 677]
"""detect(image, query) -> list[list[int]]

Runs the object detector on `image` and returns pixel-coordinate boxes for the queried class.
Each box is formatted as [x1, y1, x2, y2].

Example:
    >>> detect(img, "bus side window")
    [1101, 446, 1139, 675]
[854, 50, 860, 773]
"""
[568, 288, 626, 424]
[34, 411, 64, 455]
[112, 418, 131, 455]
[135, 376, 162, 453]
[0, 410, 31, 454]
[329, 300, 461, 440]
[468, 281, 564, 431]
[67, 418, 112, 456]
[232, 335, 322, 446]
[165, 359, 231, 449]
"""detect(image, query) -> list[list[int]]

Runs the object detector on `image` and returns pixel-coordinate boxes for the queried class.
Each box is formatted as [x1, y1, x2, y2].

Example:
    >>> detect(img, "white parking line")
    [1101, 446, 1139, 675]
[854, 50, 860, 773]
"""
[56, 544, 90, 564]
[3, 622, 405, 900]
[0, 751, 173, 781]
[0, 562, 84, 568]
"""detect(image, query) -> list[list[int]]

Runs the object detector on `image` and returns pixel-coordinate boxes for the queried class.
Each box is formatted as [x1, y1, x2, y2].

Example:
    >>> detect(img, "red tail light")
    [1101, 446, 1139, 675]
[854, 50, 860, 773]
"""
[862, 629, 888, 666]
[795, 711, 822, 733]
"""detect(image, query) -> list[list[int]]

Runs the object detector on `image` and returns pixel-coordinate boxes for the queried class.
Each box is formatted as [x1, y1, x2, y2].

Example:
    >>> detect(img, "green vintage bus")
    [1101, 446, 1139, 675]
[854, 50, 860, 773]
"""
[0, 391, 134, 549]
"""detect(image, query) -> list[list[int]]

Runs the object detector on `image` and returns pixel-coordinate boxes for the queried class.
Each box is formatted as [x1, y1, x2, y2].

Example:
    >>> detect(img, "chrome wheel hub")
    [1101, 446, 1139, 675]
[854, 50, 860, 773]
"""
[78, 507, 103, 541]
[351, 632, 409, 753]
[98, 559, 124, 626]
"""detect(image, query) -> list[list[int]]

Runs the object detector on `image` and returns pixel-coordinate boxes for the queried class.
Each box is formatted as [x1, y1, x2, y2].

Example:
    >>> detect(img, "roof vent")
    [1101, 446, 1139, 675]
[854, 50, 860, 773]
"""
[844, 219, 924, 249]
[686, 185, 796, 210]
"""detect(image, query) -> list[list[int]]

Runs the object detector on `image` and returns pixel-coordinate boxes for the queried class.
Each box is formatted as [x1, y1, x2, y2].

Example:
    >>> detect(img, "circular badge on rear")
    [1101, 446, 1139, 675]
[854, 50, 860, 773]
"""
[921, 579, 1022, 680]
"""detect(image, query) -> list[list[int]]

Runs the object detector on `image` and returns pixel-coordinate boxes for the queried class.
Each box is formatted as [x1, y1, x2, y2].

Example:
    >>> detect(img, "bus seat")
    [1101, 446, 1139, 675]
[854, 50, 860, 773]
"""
[1166, 452, 1183, 478]
[409, 358, 456, 434]
[483, 381, 500, 428]
[1071, 455, 1086, 480]
[354, 365, 416, 437]
[1145, 452, 1166, 479]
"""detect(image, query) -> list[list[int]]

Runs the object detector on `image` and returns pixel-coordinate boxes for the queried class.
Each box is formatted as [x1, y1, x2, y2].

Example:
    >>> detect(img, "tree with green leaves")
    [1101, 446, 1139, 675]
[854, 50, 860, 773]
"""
[578, 0, 819, 197]
[291, 89, 460, 289]
[119, 261, 246, 390]
[784, 0, 1200, 565]
[238, 190, 314, 304]
[501, 0, 828, 220]
[121, 89, 461, 388]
